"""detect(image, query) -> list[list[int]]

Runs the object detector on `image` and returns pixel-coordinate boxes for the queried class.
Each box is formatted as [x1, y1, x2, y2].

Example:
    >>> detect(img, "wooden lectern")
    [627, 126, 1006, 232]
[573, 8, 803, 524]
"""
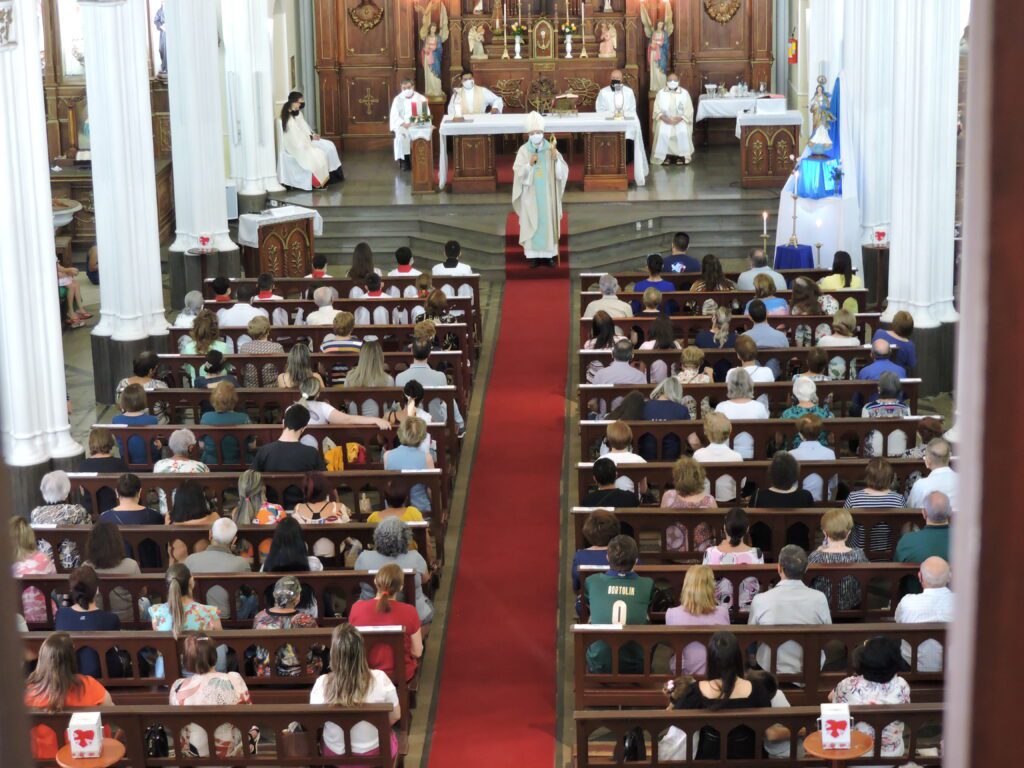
[740, 123, 800, 189]
[241, 216, 315, 278]
[583, 133, 628, 191]
[411, 130, 436, 194]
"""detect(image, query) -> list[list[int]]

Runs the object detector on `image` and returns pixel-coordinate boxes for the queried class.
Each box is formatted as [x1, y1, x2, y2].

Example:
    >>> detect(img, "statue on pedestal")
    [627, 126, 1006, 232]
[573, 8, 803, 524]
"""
[419, 0, 450, 100]
[808, 75, 835, 154]
[640, 2, 672, 93]
[468, 23, 489, 59]
[597, 22, 617, 58]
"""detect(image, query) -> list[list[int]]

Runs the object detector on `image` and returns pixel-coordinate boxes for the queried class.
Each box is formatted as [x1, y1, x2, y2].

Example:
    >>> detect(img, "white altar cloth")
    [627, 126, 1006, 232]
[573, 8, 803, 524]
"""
[437, 112, 648, 189]
[237, 205, 324, 248]
[735, 109, 803, 139]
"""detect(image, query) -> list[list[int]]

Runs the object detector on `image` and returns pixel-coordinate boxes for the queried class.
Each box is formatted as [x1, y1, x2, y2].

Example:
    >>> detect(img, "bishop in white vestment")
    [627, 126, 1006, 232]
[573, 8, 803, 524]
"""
[281, 91, 342, 186]
[390, 78, 430, 168]
[512, 112, 568, 267]
[447, 72, 504, 116]
[651, 75, 695, 165]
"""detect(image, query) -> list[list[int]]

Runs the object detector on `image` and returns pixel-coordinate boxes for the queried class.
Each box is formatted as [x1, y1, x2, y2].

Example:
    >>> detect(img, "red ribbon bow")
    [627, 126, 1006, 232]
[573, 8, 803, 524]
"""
[825, 719, 848, 738]
[73, 729, 96, 747]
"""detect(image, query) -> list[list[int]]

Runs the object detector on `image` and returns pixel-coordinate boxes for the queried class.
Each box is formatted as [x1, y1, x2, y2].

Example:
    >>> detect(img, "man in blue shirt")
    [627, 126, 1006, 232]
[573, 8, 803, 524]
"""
[857, 338, 907, 380]
[633, 253, 676, 314]
[662, 232, 701, 274]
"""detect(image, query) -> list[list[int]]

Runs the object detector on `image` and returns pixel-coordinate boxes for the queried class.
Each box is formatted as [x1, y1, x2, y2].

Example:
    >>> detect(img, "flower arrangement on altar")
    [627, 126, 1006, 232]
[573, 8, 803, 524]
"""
[509, 21, 528, 37]
[410, 112, 433, 126]
[559, 21, 578, 36]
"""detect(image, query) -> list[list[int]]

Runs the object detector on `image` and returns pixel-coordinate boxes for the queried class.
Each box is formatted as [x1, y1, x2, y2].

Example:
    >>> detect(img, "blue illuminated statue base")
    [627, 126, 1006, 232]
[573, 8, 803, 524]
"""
[797, 154, 842, 200]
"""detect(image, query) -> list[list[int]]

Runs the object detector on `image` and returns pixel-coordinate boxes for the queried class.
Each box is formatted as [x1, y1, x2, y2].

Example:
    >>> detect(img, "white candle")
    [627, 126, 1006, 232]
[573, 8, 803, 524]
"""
[815, 218, 822, 229]
[762, 211, 768, 236]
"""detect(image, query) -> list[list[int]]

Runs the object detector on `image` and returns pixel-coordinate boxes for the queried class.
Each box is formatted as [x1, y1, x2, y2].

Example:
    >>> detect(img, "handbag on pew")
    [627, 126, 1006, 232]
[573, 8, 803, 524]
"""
[279, 722, 312, 759]
[622, 726, 647, 761]
[105, 646, 133, 678]
[144, 724, 170, 758]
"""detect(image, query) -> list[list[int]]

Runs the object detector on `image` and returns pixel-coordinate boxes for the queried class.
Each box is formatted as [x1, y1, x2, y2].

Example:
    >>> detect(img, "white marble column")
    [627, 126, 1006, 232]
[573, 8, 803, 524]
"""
[221, 0, 284, 198]
[885, 0, 960, 327]
[79, 0, 169, 342]
[165, 0, 236, 255]
[0, 0, 83, 466]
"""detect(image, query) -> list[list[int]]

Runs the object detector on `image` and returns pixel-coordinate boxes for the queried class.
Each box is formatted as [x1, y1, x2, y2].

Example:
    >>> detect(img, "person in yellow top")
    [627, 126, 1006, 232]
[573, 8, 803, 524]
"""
[818, 250, 864, 314]
[366, 482, 425, 524]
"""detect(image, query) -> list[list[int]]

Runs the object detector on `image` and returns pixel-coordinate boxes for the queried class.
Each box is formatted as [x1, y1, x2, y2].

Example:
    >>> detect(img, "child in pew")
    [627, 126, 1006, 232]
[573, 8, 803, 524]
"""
[746, 670, 803, 759]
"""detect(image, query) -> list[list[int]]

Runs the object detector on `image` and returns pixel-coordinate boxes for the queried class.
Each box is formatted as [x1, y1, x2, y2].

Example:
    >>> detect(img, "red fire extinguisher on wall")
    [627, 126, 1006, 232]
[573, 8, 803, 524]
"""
[788, 29, 798, 64]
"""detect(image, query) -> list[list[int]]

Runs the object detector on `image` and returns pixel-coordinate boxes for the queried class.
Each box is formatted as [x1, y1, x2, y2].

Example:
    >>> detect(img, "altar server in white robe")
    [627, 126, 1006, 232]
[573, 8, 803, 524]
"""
[512, 112, 568, 268]
[595, 69, 638, 116]
[447, 71, 504, 116]
[390, 78, 430, 170]
[651, 73, 695, 165]
[280, 91, 343, 186]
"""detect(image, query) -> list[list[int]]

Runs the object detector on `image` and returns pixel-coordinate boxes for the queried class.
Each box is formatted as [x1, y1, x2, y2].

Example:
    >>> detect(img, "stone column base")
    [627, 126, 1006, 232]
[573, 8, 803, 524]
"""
[914, 321, 958, 397]
[168, 247, 242, 308]
[7, 460, 56, 519]
[91, 333, 173, 405]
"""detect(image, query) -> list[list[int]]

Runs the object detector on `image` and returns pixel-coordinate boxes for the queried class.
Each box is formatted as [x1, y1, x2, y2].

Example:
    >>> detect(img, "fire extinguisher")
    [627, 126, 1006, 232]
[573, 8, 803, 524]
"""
[788, 29, 798, 64]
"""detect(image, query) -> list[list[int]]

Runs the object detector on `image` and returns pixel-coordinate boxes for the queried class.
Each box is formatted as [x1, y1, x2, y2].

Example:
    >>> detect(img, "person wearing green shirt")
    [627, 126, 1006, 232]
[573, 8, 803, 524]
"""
[895, 490, 951, 594]
[584, 535, 654, 674]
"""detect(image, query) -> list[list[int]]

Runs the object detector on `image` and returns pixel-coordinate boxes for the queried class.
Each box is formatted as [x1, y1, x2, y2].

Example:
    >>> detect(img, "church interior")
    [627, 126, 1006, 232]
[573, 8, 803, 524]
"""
[0, 0, 1017, 766]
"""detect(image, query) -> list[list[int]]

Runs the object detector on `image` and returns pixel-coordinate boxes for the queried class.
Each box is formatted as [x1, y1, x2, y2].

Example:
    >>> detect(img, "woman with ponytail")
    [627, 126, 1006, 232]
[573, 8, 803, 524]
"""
[150, 563, 222, 637]
[701, 507, 764, 611]
[232, 469, 286, 527]
[25, 632, 113, 759]
[54, 565, 119, 676]
[695, 306, 736, 350]
[348, 563, 423, 681]
[310, 624, 401, 759]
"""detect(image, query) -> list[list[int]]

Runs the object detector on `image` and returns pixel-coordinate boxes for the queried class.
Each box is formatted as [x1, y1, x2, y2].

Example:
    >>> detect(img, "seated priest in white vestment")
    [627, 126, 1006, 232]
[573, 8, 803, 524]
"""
[390, 78, 430, 171]
[447, 71, 504, 116]
[595, 69, 638, 116]
[512, 112, 568, 269]
[280, 90, 343, 187]
[651, 73, 695, 165]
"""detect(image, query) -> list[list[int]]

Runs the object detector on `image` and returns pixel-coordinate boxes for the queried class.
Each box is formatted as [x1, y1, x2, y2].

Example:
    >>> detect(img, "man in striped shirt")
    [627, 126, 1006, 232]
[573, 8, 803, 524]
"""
[320, 311, 362, 383]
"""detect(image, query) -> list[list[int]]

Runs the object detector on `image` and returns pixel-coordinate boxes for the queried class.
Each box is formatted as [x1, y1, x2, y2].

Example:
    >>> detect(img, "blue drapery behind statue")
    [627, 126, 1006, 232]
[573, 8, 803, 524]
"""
[798, 77, 842, 200]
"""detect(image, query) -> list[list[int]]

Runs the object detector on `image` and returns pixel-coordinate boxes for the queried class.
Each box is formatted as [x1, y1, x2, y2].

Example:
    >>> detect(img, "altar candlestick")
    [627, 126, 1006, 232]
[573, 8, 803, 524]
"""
[517, 0, 521, 24]
[762, 211, 768, 236]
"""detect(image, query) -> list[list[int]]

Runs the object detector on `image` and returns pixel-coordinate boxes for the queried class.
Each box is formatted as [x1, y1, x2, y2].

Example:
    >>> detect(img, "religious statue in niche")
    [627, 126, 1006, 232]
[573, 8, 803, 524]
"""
[808, 75, 835, 154]
[468, 23, 489, 59]
[597, 23, 616, 58]
[472, 0, 484, 13]
[419, 0, 450, 100]
[153, 2, 167, 76]
[640, 1, 673, 93]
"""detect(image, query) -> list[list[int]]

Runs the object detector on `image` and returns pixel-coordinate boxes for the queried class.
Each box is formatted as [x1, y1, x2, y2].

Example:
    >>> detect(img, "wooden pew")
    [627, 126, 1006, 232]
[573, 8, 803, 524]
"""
[577, 563, 918, 623]
[578, 380, 923, 419]
[571, 507, 922, 563]
[104, 422, 456, 478]
[67, 471, 450, 557]
[580, 269, 830, 290]
[29, 704, 399, 766]
[580, 346, 874, 382]
[580, 313, 882, 346]
[157, 351, 469, 413]
[16, 570, 420, 630]
[31, 523, 431, 574]
[574, 704, 944, 766]
[573, 623, 946, 708]
[576, 458, 928, 503]
[579, 417, 937, 461]
[581, 288, 869, 312]
[204, 272, 480, 300]
[22, 628, 415, 748]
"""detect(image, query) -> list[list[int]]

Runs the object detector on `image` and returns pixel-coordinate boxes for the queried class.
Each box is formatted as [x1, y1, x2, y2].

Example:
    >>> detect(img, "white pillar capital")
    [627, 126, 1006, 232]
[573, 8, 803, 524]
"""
[0, 0, 82, 465]
[80, 0, 169, 341]
[166, 0, 236, 254]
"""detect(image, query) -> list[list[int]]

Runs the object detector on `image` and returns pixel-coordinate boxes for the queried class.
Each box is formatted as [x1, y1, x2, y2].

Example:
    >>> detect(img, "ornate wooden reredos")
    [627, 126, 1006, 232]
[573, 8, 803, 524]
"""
[314, 0, 772, 149]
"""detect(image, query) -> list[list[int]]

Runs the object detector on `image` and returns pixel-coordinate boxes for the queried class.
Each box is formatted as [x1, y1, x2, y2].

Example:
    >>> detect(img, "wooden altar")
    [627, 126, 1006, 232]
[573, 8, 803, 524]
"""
[314, 0, 773, 150]
[739, 123, 800, 189]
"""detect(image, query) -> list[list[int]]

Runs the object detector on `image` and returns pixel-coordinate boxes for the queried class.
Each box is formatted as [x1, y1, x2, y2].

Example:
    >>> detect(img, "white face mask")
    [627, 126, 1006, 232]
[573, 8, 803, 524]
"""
[463, 80, 475, 90]
[668, 81, 679, 90]
[403, 88, 414, 98]
[529, 133, 544, 146]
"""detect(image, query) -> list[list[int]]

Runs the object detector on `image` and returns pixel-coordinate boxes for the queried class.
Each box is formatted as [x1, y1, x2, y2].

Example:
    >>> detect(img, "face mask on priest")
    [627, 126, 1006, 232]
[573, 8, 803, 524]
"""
[463, 79, 475, 90]
[403, 87, 414, 98]
[668, 80, 679, 90]
[529, 133, 545, 147]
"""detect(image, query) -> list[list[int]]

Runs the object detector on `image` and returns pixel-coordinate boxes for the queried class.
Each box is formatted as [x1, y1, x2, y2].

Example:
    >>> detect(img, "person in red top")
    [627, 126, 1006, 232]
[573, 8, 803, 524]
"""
[364, 272, 387, 298]
[24, 632, 114, 759]
[347, 563, 423, 681]
[254, 272, 283, 301]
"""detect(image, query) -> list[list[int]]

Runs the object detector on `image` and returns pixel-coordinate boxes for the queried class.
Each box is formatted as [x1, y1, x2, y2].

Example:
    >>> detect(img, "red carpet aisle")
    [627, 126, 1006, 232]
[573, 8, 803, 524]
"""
[427, 219, 569, 766]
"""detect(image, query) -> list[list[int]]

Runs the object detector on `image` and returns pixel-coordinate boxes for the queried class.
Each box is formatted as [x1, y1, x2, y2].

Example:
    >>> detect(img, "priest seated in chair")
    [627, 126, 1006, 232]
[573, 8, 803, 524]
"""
[279, 90, 343, 189]
[447, 71, 504, 117]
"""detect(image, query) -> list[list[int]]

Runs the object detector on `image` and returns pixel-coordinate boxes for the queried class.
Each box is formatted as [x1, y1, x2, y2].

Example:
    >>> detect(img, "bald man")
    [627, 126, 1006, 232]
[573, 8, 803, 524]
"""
[894, 556, 953, 672]
[595, 69, 637, 116]
[858, 337, 908, 380]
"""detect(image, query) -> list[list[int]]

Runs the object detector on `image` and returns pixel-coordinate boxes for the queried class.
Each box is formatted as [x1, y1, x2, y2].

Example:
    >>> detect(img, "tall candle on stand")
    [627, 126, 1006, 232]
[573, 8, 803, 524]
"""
[517, 0, 521, 24]
[762, 211, 767, 236]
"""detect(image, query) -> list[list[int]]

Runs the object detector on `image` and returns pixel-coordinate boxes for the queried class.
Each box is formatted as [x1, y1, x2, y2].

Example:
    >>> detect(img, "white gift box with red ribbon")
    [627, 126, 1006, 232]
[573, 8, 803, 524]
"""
[67, 712, 103, 758]
[819, 703, 852, 749]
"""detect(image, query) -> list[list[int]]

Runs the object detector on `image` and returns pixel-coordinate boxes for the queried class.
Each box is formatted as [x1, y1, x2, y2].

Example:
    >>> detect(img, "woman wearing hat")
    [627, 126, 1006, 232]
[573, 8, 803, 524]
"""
[251, 575, 320, 677]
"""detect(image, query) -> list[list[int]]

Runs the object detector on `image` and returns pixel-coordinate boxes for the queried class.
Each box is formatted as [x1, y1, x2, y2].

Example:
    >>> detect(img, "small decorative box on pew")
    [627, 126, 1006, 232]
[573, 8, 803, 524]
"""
[818, 703, 852, 749]
[68, 712, 103, 759]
